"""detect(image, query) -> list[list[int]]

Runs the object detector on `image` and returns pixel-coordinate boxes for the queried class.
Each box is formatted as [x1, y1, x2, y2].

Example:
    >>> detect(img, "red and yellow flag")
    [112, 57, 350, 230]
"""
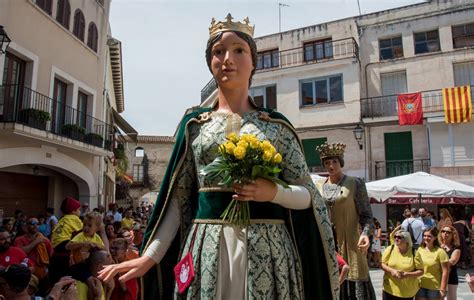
[442, 86, 472, 123]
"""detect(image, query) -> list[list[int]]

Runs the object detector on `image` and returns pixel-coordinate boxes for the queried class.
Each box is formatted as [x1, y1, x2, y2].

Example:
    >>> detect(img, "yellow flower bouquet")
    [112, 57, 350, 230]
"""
[200, 133, 288, 225]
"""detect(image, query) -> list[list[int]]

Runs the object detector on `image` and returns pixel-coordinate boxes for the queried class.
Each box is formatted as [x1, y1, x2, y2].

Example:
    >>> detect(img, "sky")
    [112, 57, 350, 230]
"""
[110, 0, 426, 136]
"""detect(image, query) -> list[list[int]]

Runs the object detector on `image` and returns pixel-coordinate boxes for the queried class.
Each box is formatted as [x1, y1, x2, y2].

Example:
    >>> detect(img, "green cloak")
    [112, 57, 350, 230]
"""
[140, 106, 338, 299]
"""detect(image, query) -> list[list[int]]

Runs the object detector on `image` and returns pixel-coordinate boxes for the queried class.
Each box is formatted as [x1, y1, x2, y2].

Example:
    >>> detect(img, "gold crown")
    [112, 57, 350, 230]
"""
[315, 142, 346, 159]
[209, 13, 255, 38]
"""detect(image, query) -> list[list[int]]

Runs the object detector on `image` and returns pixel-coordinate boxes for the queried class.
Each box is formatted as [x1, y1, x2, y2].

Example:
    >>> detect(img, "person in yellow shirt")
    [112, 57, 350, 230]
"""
[49, 197, 83, 283]
[73, 249, 114, 300]
[121, 208, 134, 230]
[416, 227, 449, 300]
[382, 230, 424, 299]
[66, 212, 107, 264]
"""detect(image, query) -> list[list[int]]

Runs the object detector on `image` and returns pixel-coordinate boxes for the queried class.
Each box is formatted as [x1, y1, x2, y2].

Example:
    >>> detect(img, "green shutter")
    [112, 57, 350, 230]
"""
[384, 132, 413, 177]
[302, 138, 327, 167]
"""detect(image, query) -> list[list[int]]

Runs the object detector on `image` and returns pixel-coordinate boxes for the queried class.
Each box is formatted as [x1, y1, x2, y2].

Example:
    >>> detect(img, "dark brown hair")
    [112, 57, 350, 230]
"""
[421, 227, 440, 248]
[322, 156, 345, 168]
[205, 31, 257, 87]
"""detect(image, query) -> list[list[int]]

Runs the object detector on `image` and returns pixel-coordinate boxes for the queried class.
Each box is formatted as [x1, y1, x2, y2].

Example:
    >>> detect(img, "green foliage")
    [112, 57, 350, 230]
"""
[61, 124, 86, 134]
[20, 108, 51, 122]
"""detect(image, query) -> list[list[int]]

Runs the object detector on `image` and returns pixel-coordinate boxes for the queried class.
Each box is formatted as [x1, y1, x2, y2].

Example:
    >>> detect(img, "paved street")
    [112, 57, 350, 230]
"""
[369, 267, 474, 299]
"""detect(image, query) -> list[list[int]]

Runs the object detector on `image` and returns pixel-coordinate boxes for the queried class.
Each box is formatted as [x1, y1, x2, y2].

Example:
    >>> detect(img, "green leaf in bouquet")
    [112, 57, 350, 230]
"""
[251, 165, 263, 178]
[218, 175, 233, 186]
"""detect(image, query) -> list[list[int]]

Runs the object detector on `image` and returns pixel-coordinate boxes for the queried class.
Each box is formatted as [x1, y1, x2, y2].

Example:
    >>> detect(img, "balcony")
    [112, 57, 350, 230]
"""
[201, 38, 359, 102]
[0, 84, 113, 150]
[374, 159, 431, 180]
[361, 85, 474, 119]
[256, 37, 359, 73]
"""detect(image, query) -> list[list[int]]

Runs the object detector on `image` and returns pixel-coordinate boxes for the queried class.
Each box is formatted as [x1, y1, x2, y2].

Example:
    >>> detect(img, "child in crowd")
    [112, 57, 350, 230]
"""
[50, 197, 83, 283]
[66, 212, 107, 264]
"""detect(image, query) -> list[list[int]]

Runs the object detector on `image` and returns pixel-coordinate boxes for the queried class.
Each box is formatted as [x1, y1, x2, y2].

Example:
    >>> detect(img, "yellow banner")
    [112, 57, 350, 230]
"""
[442, 86, 472, 123]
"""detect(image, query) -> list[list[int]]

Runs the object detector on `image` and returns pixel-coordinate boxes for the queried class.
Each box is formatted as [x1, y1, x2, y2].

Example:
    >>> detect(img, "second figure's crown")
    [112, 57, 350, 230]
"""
[209, 13, 255, 38]
[316, 142, 346, 159]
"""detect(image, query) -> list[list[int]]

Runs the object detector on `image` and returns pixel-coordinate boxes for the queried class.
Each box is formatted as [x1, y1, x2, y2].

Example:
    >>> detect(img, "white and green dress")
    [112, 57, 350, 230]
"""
[141, 108, 339, 300]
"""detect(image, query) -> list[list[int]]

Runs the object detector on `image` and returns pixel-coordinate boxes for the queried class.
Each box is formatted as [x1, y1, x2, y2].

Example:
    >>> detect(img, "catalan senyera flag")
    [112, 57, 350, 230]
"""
[442, 85, 472, 123]
[397, 92, 423, 125]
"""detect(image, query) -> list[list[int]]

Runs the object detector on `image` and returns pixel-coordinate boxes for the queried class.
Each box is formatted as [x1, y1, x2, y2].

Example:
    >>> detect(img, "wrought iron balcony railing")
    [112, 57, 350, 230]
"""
[374, 159, 431, 180]
[361, 85, 474, 118]
[0, 84, 113, 150]
[201, 37, 359, 102]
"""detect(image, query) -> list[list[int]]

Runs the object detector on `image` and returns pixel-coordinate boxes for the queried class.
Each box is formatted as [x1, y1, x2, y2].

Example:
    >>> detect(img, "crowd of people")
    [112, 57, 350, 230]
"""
[376, 206, 474, 299]
[0, 198, 153, 299]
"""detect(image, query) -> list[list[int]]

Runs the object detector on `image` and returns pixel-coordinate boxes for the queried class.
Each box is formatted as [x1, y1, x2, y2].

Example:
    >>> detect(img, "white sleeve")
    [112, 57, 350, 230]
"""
[143, 196, 181, 264]
[270, 184, 311, 210]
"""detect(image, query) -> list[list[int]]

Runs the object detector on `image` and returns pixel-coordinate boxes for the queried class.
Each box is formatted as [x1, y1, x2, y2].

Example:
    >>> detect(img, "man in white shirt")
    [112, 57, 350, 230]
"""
[401, 208, 425, 248]
[106, 203, 122, 222]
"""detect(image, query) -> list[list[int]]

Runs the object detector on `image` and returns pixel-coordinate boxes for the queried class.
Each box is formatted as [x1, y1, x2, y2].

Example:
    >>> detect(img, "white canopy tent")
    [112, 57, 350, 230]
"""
[366, 171, 474, 203]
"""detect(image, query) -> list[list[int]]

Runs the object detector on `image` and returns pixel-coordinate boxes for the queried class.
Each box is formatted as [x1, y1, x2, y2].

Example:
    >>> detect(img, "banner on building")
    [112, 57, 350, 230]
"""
[397, 92, 423, 125]
[442, 85, 472, 123]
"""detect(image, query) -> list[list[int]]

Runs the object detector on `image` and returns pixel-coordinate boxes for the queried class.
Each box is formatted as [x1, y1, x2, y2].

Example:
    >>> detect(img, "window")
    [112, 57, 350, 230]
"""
[77, 91, 88, 128]
[379, 36, 403, 60]
[73, 9, 86, 42]
[452, 22, 474, 49]
[301, 138, 327, 168]
[304, 39, 333, 62]
[87, 22, 99, 52]
[133, 165, 144, 182]
[53, 78, 68, 131]
[300, 75, 343, 106]
[249, 85, 277, 109]
[135, 147, 145, 157]
[414, 30, 440, 54]
[36, 0, 52, 15]
[56, 0, 71, 29]
[256, 49, 279, 70]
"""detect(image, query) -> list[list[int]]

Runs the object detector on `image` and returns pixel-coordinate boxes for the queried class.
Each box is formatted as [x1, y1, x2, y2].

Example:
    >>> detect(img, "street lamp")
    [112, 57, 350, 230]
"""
[0, 26, 11, 54]
[353, 124, 364, 150]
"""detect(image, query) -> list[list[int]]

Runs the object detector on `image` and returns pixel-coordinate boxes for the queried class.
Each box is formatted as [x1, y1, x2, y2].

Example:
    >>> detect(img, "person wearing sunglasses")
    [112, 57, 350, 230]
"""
[13, 217, 53, 286]
[438, 225, 461, 300]
[381, 230, 424, 300]
[416, 227, 449, 300]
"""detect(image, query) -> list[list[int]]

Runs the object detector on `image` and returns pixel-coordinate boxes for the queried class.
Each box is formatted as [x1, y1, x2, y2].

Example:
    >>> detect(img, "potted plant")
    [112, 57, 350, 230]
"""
[85, 132, 104, 147]
[61, 124, 86, 142]
[18, 108, 51, 130]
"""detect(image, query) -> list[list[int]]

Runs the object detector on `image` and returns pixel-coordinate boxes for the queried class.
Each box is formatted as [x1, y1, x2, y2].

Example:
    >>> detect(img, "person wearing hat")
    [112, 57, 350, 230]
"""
[98, 14, 339, 300]
[315, 142, 376, 299]
[49, 197, 83, 284]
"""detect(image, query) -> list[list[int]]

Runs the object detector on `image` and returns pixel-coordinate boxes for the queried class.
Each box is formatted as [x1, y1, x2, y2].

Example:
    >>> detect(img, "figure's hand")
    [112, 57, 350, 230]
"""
[357, 235, 370, 252]
[97, 255, 155, 283]
[232, 178, 277, 202]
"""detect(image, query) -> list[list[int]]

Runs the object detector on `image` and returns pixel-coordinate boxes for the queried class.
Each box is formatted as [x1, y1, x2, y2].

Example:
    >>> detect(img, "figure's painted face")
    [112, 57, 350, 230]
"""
[211, 32, 253, 90]
[323, 157, 342, 176]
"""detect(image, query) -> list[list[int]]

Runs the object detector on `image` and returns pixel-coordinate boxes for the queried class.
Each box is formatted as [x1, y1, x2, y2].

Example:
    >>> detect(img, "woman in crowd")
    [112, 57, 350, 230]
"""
[381, 230, 423, 300]
[452, 215, 471, 269]
[437, 209, 453, 230]
[371, 219, 382, 268]
[315, 142, 376, 299]
[416, 227, 449, 300]
[105, 223, 117, 244]
[439, 225, 461, 300]
[98, 13, 339, 300]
